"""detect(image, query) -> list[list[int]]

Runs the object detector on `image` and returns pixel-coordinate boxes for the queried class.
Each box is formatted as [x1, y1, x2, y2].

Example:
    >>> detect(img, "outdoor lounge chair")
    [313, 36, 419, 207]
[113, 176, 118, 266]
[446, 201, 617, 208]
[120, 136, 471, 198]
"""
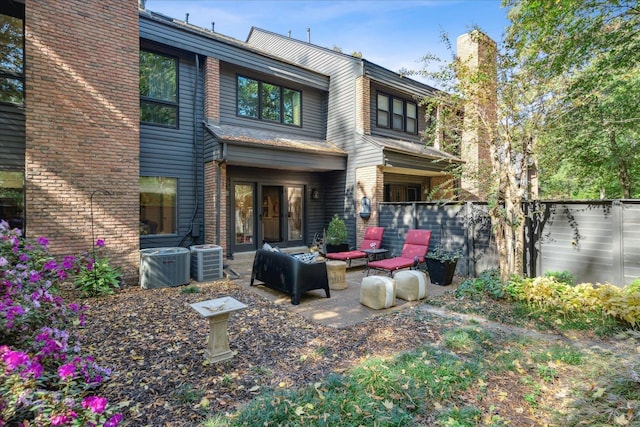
[366, 229, 431, 276]
[325, 226, 385, 267]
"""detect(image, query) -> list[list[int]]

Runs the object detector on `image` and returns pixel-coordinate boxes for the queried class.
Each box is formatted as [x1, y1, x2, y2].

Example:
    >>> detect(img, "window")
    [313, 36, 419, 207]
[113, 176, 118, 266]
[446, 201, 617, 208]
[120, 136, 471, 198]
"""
[140, 50, 178, 127]
[0, 2, 24, 104]
[384, 183, 422, 202]
[0, 171, 24, 229]
[140, 176, 177, 235]
[283, 88, 301, 125]
[236, 75, 301, 126]
[377, 94, 389, 127]
[376, 92, 418, 135]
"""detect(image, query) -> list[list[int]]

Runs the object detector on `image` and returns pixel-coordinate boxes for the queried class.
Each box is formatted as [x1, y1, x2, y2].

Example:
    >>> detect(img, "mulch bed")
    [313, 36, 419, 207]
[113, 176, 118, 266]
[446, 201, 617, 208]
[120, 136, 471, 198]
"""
[71, 280, 454, 426]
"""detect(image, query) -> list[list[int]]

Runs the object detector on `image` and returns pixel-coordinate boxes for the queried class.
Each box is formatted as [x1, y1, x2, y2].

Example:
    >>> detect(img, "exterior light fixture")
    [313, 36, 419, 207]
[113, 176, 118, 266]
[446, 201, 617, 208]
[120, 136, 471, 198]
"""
[360, 196, 371, 219]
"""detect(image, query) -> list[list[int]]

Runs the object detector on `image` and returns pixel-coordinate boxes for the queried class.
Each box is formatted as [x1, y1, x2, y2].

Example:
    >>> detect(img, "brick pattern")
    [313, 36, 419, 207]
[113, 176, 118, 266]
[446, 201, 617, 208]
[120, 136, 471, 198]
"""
[355, 165, 382, 241]
[430, 176, 455, 200]
[456, 32, 496, 199]
[24, 0, 140, 280]
[355, 76, 371, 135]
[204, 57, 220, 125]
[204, 161, 228, 257]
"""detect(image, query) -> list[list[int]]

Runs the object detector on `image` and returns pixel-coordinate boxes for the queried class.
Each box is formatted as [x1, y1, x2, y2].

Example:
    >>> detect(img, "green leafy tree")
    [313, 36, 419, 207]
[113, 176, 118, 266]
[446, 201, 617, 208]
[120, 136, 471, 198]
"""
[505, 0, 640, 198]
[416, 29, 547, 281]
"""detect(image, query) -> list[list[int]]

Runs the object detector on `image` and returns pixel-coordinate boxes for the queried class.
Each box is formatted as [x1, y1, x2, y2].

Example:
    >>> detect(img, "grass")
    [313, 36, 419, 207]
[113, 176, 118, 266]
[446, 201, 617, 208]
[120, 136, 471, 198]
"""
[203, 325, 635, 426]
[198, 274, 639, 426]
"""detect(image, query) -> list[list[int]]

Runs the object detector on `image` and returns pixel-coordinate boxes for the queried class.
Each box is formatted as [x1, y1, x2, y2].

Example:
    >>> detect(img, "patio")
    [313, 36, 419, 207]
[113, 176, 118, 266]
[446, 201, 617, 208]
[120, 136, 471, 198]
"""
[225, 251, 460, 328]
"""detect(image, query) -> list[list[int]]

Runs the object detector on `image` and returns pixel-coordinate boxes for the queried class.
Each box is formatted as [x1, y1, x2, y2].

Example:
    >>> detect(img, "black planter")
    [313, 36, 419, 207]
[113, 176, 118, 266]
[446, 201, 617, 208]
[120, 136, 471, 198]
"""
[426, 257, 458, 286]
[325, 243, 349, 254]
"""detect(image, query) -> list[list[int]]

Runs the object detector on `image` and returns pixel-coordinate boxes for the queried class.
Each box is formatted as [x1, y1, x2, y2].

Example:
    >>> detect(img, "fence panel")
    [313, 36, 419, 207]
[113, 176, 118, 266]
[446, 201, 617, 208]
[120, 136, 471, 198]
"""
[378, 200, 639, 286]
[537, 202, 614, 284]
[623, 202, 640, 285]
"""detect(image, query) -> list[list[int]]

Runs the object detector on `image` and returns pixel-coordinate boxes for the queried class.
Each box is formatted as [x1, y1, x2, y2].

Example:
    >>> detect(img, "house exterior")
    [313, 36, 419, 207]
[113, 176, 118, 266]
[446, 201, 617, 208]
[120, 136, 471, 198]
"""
[0, 0, 485, 280]
[246, 28, 468, 243]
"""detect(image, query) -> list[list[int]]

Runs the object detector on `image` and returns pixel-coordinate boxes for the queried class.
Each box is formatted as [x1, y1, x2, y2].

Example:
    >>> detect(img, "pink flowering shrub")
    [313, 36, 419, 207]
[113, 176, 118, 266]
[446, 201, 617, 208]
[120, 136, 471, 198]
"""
[0, 220, 122, 426]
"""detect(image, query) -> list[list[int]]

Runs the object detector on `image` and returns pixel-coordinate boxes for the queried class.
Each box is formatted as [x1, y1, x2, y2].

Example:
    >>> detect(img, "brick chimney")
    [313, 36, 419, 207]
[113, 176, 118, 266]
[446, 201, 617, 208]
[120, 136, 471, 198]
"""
[456, 31, 497, 200]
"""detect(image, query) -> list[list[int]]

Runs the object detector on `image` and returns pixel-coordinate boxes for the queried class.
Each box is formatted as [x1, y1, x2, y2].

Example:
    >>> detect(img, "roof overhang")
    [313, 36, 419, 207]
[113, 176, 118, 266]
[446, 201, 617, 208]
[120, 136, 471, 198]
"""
[363, 135, 462, 174]
[205, 123, 347, 172]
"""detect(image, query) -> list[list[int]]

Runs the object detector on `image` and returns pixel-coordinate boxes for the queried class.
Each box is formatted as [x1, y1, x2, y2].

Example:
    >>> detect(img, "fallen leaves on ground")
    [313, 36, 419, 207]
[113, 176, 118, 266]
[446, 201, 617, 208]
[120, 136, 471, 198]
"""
[72, 280, 448, 426]
[68, 280, 637, 426]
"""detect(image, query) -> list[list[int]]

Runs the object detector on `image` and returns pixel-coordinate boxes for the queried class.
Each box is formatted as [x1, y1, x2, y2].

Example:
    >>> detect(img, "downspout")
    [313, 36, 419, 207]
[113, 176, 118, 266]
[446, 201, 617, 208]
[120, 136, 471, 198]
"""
[179, 53, 200, 246]
[216, 143, 227, 248]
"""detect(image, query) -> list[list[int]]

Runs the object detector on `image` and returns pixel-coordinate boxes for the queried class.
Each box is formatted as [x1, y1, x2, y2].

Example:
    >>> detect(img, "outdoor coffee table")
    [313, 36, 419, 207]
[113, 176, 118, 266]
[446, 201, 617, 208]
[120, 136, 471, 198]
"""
[190, 297, 247, 363]
[362, 248, 389, 274]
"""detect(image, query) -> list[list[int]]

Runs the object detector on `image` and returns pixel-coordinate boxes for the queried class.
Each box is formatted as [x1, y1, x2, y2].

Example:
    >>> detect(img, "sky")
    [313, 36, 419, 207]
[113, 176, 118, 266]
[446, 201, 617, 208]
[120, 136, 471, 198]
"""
[144, 0, 510, 84]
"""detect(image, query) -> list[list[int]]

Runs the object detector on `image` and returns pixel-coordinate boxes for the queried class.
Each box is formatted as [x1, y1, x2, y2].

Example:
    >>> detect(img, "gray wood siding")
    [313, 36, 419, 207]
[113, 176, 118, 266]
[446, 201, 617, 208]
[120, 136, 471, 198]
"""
[364, 61, 438, 99]
[354, 136, 383, 168]
[0, 103, 25, 170]
[246, 29, 360, 152]
[140, 17, 329, 91]
[139, 47, 205, 249]
[247, 29, 365, 228]
[219, 63, 327, 139]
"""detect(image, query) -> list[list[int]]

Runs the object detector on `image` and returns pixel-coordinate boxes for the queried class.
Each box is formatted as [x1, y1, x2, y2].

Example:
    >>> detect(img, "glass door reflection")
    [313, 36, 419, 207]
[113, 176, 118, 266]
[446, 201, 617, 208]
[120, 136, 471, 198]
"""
[234, 183, 254, 248]
[261, 185, 282, 243]
[287, 186, 303, 242]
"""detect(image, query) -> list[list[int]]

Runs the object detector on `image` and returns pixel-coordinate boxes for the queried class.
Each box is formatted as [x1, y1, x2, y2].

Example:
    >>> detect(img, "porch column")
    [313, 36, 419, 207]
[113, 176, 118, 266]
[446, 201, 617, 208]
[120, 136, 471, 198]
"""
[204, 161, 228, 257]
[355, 165, 383, 242]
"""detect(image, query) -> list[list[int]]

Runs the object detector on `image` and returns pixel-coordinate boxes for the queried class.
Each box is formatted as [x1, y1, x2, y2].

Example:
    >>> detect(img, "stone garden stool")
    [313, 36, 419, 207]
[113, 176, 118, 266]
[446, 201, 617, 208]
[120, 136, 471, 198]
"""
[394, 270, 428, 301]
[190, 297, 247, 363]
[360, 276, 396, 309]
[326, 260, 347, 290]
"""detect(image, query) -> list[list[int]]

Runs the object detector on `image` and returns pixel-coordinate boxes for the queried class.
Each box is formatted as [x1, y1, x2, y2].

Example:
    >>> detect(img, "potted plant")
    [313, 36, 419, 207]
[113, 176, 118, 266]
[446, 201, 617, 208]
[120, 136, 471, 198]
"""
[324, 214, 348, 253]
[425, 245, 461, 286]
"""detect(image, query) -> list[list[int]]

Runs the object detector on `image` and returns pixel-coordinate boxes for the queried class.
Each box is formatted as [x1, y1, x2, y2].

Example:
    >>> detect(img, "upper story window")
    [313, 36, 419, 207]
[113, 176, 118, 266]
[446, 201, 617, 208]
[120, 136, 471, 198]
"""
[140, 50, 178, 127]
[0, 2, 25, 105]
[237, 75, 301, 126]
[376, 92, 417, 135]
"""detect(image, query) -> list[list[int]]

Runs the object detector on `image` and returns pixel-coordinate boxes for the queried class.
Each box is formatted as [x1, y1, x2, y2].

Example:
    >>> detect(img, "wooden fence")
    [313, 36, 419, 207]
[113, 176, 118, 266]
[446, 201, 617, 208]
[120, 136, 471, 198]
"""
[377, 200, 640, 286]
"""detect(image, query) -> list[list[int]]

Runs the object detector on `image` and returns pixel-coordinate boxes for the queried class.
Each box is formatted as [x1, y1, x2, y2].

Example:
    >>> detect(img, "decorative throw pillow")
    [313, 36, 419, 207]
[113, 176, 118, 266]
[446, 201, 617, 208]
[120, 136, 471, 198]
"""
[293, 252, 317, 264]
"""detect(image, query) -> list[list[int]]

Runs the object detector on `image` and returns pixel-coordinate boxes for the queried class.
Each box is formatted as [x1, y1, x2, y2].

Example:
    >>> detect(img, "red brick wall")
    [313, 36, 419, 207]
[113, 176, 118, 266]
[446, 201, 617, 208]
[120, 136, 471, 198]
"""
[24, 0, 140, 280]
[204, 57, 220, 124]
[204, 161, 228, 257]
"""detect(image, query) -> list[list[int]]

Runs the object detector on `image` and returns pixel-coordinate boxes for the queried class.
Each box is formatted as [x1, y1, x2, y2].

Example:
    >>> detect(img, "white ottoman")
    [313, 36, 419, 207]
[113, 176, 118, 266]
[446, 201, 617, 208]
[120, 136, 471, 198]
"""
[360, 276, 396, 309]
[394, 270, 428, 301]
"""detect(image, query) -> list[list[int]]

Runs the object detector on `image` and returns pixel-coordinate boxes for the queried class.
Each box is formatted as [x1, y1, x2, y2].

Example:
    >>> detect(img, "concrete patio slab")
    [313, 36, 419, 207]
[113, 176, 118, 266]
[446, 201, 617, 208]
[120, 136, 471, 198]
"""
[224, 252, 460, 328]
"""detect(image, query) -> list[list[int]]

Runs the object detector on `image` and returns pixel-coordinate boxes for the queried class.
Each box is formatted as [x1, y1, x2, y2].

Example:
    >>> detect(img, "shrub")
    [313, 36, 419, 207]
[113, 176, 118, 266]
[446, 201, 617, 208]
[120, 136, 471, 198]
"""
[0, 220, 122, 426]
[544, 270, 575, 285]
[326, 214, 347, 245]
[504, 274, 640, 327]
[455, 269, 505, 300]
[73, 239, 121, 298]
